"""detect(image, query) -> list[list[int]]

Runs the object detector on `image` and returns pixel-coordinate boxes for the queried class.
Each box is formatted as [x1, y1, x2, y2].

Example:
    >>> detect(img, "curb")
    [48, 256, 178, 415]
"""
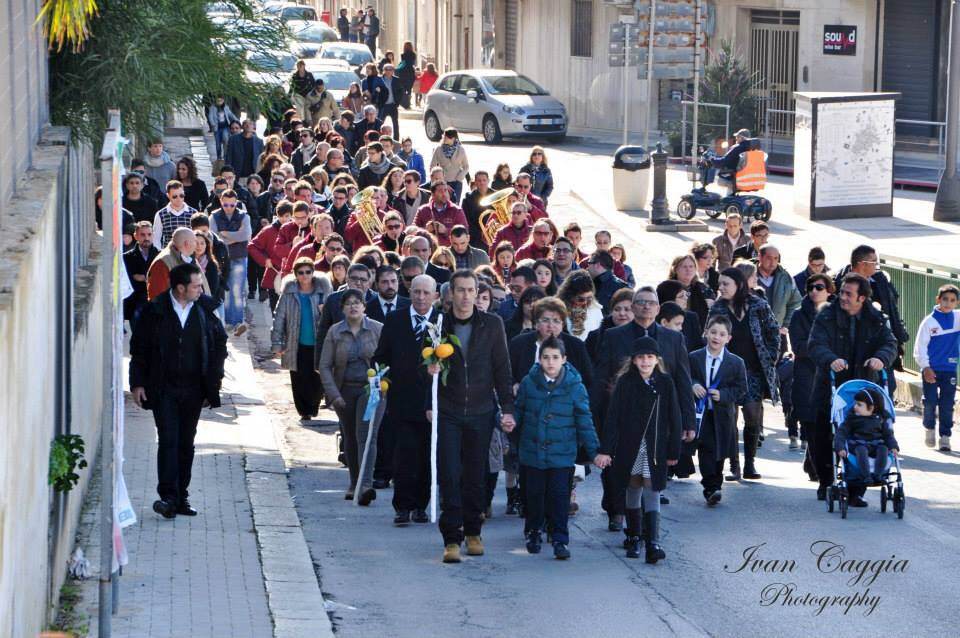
[230, 336, 336, 638]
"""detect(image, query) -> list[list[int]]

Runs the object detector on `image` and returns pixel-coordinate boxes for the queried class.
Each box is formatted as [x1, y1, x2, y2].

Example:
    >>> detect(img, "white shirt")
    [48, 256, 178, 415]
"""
[169, 291, 195, 328]
[379, 294, 398, 316]
[704, 348, 725, 409]
[410, 305, 428, 332]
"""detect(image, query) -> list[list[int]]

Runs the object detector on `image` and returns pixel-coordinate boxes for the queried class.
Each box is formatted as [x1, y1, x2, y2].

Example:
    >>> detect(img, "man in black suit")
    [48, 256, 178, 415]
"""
[366, 265, 411, 487]
[689, 315, 748, 505]
[129, 263, 227, 519]
[124, 221, 160, 326]
[373, 274, 438, 525]
[591, 286, 697, 529]
[378, 65, 402, 138]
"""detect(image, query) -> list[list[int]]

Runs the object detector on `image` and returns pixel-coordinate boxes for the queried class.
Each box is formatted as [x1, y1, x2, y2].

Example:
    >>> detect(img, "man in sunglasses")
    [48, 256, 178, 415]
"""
[257, 170, 288, 219]
[394, 169, 429, 225]
[326, 185, 353, 241]
[153, 180, 198, 249]
[513, 173, 548, 221]
[373, 211, 407, 253]
[515, 219, 553, 262]
[292, 128, 318, 178]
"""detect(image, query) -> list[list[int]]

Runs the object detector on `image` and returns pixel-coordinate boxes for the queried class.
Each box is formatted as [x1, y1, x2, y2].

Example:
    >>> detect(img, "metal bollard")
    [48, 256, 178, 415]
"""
[650, 143, 670, 224]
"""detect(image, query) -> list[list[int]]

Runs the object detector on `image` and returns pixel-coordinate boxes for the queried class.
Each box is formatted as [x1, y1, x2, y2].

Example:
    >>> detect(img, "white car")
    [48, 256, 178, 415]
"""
[261, 2, 318, 22]
[316, 42, 374, 73]
[286, 19, 339, 54]
[305, 60, 358, 103]
[245, 48, 298, 90]
[424, 69, 567, 144]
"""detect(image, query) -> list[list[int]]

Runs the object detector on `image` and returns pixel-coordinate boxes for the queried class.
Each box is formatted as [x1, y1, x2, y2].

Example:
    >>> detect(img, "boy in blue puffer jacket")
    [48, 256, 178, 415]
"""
[508, 336, 610, 560]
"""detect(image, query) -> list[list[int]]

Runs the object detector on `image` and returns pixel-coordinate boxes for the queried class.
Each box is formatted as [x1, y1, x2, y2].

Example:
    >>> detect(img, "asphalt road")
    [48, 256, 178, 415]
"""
[248, 115, 960, 636]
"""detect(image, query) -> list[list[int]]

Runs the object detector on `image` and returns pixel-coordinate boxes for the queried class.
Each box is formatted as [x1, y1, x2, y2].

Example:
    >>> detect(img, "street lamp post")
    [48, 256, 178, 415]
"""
[934, 0, 960, 221]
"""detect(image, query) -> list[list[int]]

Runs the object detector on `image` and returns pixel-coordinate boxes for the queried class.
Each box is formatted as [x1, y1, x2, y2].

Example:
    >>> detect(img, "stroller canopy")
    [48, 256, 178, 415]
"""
[830, 379, 896, 427]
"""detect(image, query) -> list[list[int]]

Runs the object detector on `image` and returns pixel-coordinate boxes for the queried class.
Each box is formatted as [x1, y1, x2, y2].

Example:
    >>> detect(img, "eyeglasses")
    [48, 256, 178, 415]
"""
[170, 193, 184, 199]
[348, 276, 368, 284]
[296, 269, 313, 276]
[272, 178, 285, 183]
[334, 195, 347, 200]
[532, 152, 543, 157]
[808, 283, 828, 292]
[533, 231, 550, 236]
[676, 291, 691, 298]
[860, 260, 878, 266]
[537, 317, 562, 325]
[300, 133, 312, 138]
[634, 299, 658, 306]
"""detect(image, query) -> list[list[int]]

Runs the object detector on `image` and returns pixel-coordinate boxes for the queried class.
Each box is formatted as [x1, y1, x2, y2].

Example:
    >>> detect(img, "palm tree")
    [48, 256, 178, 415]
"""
[38, 0, 99, 52]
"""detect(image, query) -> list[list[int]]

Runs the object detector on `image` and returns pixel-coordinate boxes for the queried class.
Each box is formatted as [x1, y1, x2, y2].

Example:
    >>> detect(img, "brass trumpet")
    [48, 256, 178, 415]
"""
[350, 186, 384, 245]
[478, 187, 516, 247]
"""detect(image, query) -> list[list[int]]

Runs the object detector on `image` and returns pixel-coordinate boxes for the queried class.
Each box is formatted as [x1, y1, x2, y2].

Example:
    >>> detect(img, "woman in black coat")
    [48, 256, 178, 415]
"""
[599, 337, 681, 564]
[585, 288, 635, 363]
[656, 280, 705, 353]
[788, 273, 834, 482]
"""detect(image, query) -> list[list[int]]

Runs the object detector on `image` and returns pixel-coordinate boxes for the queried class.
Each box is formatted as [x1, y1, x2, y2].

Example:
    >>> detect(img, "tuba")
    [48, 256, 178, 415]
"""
[478, 187, 515, 247]
[350, 186, 384, 245]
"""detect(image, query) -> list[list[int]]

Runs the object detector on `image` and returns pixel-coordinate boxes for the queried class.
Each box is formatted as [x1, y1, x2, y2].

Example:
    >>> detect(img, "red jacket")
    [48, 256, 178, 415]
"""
[490, 223, 531, 255]
[525, 193, 548, 221]
[273, 220, 309, 278]
[413, 201, 469, 247]
[344, 208, 387, 251]
[515, 242, 551, 262]
[282, 233, 319, 276]
[249, 221, 286, 289]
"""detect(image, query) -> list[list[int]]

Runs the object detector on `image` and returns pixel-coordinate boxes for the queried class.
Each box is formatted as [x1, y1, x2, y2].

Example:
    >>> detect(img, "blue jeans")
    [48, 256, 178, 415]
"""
[447, 180, 463, 205]
[923, 372, 957, 436]
[224, 257, 247, 326]
[523, 465, 574, 544]
[215, 125, 230, 160]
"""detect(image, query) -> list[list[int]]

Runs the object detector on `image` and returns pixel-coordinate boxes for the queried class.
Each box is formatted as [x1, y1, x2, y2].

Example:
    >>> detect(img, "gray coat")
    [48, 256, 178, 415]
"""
[761, 265, 802, 327]
[318, 317, 383, 403]
[271, 273, 334, 371]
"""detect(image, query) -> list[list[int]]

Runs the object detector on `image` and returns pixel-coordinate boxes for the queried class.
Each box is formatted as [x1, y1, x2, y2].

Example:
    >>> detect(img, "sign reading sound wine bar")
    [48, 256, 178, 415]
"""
[823, 25, 857, 55]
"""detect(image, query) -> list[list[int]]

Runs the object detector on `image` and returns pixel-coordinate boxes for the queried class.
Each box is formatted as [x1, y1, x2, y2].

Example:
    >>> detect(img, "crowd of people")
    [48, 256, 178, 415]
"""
[120, 105, 958, 566]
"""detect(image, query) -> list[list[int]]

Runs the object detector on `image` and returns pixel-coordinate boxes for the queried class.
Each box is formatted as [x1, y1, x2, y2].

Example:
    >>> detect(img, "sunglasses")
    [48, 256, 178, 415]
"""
[221, 203, 237, 208]
[404, 179, 417, 184]
[808, 283, 827, 292]
[386, 224, 403, 230]
[532, 152, 543, 156]
[296, 269, 313, 276]
[170, 193, 184, 199]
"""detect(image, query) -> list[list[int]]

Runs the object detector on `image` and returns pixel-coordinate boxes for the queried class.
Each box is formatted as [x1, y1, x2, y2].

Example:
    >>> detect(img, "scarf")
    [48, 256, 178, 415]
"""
[145, 152, 167, 168]
[441, 140, 459, 159]
[363, 154, 392, 175]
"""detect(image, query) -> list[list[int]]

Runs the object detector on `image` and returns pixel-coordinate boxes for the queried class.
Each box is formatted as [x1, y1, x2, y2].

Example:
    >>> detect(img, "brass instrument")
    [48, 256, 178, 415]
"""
[477, 187, 515, 247]
[350, 186, 383, 244]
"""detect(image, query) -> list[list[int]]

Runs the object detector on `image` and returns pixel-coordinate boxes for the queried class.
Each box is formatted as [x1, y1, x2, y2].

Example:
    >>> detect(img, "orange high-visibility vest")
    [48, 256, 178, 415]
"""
[735, 150, 767, 192]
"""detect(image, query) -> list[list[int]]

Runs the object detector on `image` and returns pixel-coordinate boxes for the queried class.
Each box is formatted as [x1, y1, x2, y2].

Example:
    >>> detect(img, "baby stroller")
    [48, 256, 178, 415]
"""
[826, 372, 905, 519]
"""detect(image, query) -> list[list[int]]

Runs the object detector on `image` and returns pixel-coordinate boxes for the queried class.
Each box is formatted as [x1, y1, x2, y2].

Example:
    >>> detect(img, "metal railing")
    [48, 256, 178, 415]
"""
[880, 254, 960, 374]
[893, 119, 946, 181]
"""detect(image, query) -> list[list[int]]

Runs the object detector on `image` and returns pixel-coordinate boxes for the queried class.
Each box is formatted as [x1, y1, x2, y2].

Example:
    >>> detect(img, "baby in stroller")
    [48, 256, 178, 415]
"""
[835, 387, 899, 505]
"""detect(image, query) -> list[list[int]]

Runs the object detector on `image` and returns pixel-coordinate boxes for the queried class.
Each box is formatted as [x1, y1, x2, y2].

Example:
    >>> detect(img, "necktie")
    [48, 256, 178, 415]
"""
[414, 314, 425, 338]
[385, 302, 393, 315]
[708, 357, 718, 387]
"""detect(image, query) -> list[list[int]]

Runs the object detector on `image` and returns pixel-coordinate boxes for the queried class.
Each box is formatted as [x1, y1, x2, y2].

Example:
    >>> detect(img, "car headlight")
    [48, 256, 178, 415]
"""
[502, 105, 526, 116]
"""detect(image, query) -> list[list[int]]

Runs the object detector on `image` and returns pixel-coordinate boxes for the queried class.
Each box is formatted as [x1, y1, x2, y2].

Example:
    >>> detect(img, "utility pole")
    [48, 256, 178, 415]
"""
[691, 0, 702, 171]
[935, 0, 960, 221]
[644, 0, 656, 150]
[621, 14, 636, 145]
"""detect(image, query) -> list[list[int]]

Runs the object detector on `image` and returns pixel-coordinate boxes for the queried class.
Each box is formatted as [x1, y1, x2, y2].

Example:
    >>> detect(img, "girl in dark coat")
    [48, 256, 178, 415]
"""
[600, 337, 682, 564]
[788, 273, 834, 481]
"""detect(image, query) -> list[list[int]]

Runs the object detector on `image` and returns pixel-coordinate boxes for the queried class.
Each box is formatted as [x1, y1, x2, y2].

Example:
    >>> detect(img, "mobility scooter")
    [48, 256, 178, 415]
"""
[676, 138, 772, 222]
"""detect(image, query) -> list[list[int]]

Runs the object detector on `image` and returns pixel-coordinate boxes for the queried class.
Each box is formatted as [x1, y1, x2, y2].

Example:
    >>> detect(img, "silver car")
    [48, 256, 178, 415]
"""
[423, 69, 567, 144]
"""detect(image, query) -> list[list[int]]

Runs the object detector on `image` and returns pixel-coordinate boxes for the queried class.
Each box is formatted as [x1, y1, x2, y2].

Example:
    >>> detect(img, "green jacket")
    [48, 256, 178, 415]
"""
[762, 265, 802, 327]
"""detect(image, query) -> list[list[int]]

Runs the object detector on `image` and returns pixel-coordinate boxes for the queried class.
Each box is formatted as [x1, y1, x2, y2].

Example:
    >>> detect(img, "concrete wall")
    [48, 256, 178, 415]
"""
[0, 0, 48, 217]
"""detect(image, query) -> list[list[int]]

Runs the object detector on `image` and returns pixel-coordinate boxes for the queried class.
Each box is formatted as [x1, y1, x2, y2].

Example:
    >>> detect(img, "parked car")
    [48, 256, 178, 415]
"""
[423, 69, 567, 144]
[246, 48, 298, 90]
[305, 60, 358, 103]
[287, 20, 338, 46]
[316, 42, 375, 74]
[262, 2, 318, 22]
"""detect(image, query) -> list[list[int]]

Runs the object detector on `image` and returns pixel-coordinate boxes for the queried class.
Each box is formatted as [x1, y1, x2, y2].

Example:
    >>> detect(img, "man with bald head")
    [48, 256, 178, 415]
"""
[756, 243, 801, 330]
[147, 227, 211, 300]
[374, 273, 439, 525]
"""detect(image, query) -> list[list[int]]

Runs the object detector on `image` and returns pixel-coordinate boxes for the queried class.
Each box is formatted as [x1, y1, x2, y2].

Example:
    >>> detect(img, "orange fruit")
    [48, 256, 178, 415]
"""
[421, 346, 435, 360]
[380, 380, 390, 393]
[435, 343, 454, 359]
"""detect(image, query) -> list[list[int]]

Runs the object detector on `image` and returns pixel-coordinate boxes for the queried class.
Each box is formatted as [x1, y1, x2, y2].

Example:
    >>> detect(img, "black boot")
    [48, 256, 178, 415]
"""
[624, 508, 643, 557]
[725, 449, 741, 481]
[505, 487, 519, 516]
[742, 432, 762, 480]
[525, 530, 542, 554]
[644, 511, 666, 564]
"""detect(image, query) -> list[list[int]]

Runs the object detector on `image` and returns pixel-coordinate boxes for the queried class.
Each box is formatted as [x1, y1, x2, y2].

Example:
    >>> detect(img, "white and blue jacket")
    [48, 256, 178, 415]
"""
[913, 307, 960, 373]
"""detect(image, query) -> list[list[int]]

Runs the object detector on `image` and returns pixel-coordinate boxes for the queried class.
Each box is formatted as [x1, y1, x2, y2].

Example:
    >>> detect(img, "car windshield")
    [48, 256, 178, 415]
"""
[321, 46, 372, 67]
[280, 6, 317, 21]
[313, 70, 357, 91]
[291, 23, 337, 43]
[206, 2, 237, 16]
[249, 51, 297, 73]
[483, 74, 548, 96]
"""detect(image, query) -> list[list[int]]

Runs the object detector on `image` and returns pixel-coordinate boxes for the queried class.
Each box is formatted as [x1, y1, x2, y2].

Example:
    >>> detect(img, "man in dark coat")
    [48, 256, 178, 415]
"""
[129, 263, 228, 519]
[592, 287, 696, 528]
[373, 274, 439, 525]
[807, 273, 898, 502]
[336, 8, 350, 40]
[585, 250, 629, 313]
[123, 221, 160, 325]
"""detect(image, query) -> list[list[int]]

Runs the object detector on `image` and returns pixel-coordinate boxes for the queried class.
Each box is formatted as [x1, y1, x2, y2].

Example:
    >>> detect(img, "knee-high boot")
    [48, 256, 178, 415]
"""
[743, 430, 762, 480]
[624, 508, 643, 558]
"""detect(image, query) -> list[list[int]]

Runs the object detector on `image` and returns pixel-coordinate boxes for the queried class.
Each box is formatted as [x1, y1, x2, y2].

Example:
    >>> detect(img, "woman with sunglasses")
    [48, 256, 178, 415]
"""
[518, 146, 554, 206]
[557, 270, 603, 342]
[273, 256, 334, 422]
[318, 288, 383, 503]
[708, 267, 781, 482]
[788, 273, 835, 478]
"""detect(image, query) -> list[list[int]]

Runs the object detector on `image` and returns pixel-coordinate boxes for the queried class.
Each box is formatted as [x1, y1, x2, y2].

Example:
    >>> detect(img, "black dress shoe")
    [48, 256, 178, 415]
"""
[659, 494, 670, 505]
[177, 500, 198, 516]
[412, 509, 429, 523]
[372, 479, 390, 489]
[705, 491, 722, 507]
[816, 485, 827, 501]
[153, 499, 177, 519]
[607, 514, 623, 532]
[357, 488, 377, 506]
[394, 510, 411, 526]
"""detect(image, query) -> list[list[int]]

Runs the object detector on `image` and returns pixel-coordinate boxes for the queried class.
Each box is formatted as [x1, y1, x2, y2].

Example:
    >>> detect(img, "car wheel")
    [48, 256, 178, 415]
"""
[424, 111, 442, 142]
[482, 116, 502, 144]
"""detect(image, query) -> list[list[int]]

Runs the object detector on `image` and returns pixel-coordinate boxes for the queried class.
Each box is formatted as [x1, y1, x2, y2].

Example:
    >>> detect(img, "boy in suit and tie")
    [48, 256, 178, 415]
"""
[690, 315, 748, 506]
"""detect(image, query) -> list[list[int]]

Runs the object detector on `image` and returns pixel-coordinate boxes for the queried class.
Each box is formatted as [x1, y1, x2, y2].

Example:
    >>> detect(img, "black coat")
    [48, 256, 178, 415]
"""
[123, 194, 159, 224]
[435, 310, 515, 417]
[129, 293, 227, 408]
[365, 295, 411, 323]
[373, 307, 438, 421]
[123, 245, 159, 320]
[788, 295, 820, 423]
[689, 348, 747, 457]
[592, 270, 629, 313]
[509, 331, 594, 389]
[585, 315, 616, 364]
[591, 321, 696, 436]
[687, 280, 716, 330]
[681, 309, 704, 353]
[807, 301, 898, 408]
[183, 179, 209, 211]
[833, 266, 909, 345]
[600, 369, 682, 493]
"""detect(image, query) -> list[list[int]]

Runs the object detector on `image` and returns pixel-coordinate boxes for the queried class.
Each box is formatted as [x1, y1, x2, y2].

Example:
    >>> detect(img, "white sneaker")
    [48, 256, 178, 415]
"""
[925, 428, 936, 448]
[940, 436, 952, 452]
[789, 436, 799, 450]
